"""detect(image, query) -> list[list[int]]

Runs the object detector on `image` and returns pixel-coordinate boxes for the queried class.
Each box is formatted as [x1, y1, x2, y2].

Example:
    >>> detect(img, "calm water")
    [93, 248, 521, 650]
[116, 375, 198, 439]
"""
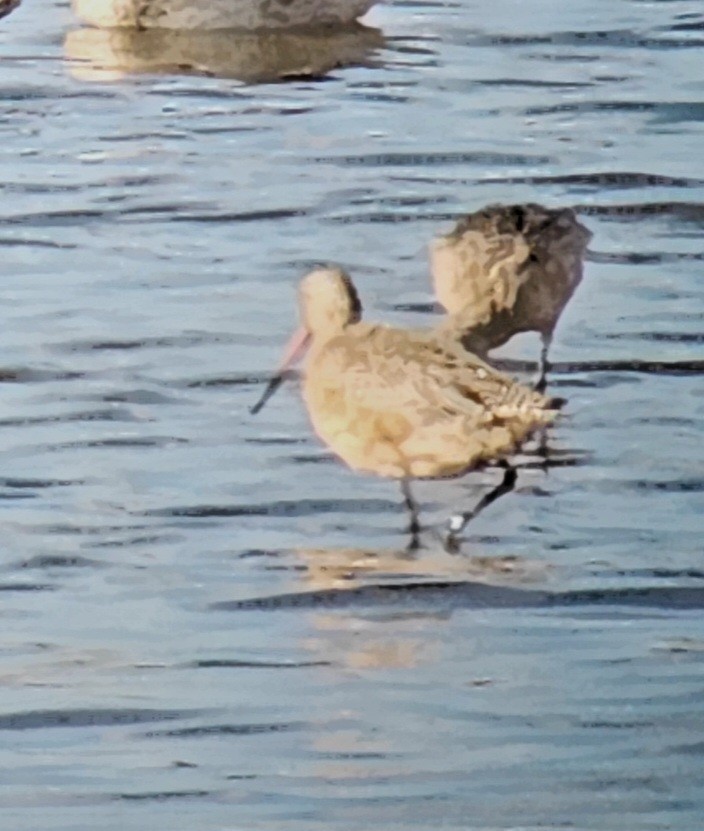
[1, 1, 704, 828]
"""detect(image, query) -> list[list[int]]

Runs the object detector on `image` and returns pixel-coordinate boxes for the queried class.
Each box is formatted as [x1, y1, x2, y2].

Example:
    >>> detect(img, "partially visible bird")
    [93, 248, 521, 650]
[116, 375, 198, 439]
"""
[72, 0, 378, 30]
[430, 203, 591, 390]
[253, 266, 560, 543]
[0, 0, 21, 20]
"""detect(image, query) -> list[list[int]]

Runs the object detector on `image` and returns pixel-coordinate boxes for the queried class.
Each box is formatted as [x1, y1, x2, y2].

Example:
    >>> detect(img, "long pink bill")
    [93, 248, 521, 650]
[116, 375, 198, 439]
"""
[250, 326, 311, 415]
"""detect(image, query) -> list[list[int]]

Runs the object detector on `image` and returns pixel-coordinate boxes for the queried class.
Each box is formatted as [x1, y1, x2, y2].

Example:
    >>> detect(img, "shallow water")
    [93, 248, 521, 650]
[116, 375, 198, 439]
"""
[1, 0, 704, 828]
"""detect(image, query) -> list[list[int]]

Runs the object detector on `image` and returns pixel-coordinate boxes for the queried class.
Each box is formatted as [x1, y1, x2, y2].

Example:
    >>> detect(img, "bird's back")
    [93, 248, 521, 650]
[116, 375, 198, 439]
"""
[72, 0, 377, 29]
[303, 322, 558, 479]
[431, 204, 591, 354]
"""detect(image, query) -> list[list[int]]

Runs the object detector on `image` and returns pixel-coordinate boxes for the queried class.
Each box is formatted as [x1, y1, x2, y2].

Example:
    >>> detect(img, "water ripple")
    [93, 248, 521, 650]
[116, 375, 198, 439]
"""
[143, 498, 394, 519]
[0, 708, 199, 731]
[214, 583, 704, 613]
[145, 721, 305, 738]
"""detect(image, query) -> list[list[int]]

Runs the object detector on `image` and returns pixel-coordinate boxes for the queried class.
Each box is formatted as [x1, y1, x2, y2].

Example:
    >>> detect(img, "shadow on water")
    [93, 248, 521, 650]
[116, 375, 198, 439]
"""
[495, 357, 704, 378]
[214, 578, 704, 615]
[455, 27, 704, 51]
[0, 708, 198, 731]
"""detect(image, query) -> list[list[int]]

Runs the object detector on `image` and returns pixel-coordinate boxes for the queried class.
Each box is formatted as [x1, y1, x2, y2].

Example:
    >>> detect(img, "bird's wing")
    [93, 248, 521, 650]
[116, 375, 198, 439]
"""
[316, 326, 550, 425]
[431, 225, 533, 318]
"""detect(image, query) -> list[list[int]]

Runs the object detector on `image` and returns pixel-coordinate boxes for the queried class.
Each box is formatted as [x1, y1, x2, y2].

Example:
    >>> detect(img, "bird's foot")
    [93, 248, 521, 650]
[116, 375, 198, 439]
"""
[448, 513, 467, 535]
[443, 513, 471, 553]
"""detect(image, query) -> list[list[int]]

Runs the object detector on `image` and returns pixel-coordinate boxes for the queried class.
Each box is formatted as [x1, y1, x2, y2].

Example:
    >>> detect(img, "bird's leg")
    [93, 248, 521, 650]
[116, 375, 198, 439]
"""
[400, 478, 421, 548]
[445, 462, 517, 546]
[534, 331, 555, 466]
[535, 423, 552, 475]
[535, 331, 553, 393]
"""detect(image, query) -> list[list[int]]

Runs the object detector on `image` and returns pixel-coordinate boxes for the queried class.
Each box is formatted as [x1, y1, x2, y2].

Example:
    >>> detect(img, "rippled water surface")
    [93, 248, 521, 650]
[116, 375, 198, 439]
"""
[1, 1, 704, 828]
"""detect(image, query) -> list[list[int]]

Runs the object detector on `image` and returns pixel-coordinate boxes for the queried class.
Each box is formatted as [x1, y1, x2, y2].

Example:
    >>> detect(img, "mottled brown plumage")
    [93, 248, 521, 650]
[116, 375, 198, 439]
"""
[257, 266, 561, 539]
[72, 0, 377, 29]
[287, 267, 557, 478]
[430, 204, 591, 371]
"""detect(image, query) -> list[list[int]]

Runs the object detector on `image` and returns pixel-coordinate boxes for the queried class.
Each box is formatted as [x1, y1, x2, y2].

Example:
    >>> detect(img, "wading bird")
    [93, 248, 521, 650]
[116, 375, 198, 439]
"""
[430, 203, 591, 390]
[253, 267, 560, 544]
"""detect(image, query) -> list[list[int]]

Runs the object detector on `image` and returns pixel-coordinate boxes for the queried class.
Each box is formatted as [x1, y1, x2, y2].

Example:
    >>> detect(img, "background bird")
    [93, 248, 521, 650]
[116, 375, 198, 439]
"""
[430, 203, 592, 390]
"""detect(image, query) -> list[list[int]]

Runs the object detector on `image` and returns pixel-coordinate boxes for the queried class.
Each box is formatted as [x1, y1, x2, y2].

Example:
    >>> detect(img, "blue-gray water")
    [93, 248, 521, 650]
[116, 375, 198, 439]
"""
[1, 1, 703, 829]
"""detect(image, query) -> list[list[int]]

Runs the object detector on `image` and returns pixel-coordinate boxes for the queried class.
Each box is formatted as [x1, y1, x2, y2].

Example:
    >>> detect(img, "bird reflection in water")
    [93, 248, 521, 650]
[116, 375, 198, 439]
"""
[431, 204, 591, 392]
[288, 544, 550, 680]
[296, 544, 547, 592]
[64, 23, 385, 83]
[254, 268, 559, 544]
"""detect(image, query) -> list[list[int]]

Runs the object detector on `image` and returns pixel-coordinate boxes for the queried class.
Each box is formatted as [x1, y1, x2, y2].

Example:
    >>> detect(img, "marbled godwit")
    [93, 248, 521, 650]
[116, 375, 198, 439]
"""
[72, 0, 377, 30]
[253, 267, 560, 542]
[430, 204, 591, 390]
